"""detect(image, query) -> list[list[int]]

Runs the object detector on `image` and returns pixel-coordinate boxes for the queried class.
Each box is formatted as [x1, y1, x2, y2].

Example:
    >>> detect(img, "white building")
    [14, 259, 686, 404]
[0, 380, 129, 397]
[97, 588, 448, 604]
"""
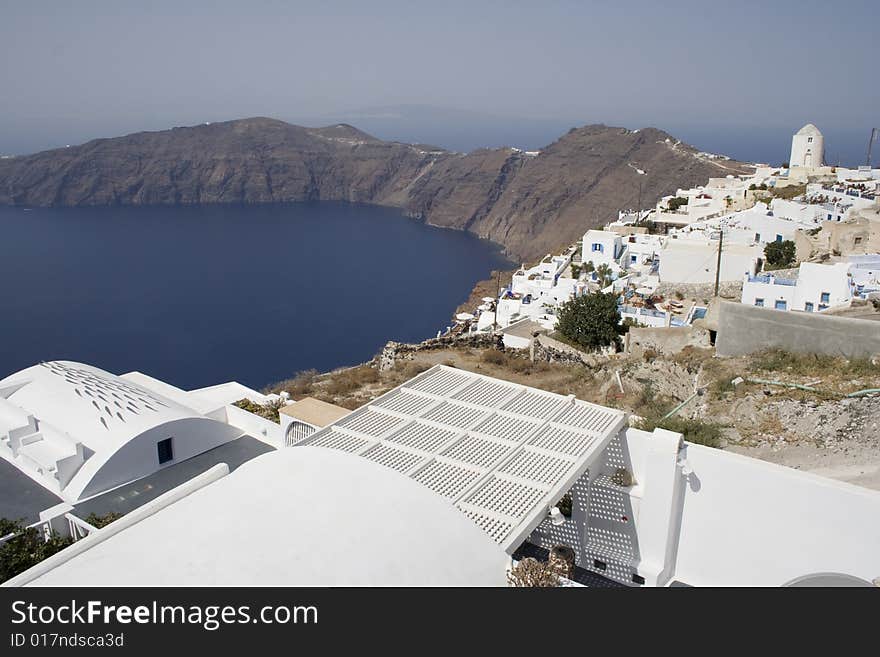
[740, 262, 855, 312]
[620, 233, 663, 269]
[805, 182, 878, 223]
[847, 254, 880, 293]
[496, 251, 584, 329]
[7, 365, 879, 588]
[500, 319, 547, 350]
[0, 360, 289, 534]
[279, 396, 350, 446]
[582, 230, 624, 270]
[647, 175, 755, 229]
[790, 123, 824, 169]
[12, 448, 509, 587]
[659, 235, 760, 285]
[0, 361, 251, 503]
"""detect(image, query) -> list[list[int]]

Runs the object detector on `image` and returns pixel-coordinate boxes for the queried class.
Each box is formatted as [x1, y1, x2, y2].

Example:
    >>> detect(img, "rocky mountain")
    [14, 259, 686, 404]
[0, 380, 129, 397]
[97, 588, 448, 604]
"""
[0, 117, 752, 261]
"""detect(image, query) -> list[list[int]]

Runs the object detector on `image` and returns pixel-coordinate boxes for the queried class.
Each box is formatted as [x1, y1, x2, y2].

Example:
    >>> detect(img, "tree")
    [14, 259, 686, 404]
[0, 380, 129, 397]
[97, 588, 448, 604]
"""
[594, 263, 613, 288]
[556, 292, 623, 351]
[0, 518, 73, 583]
[667, 196, 688, 212]
[764, 240, 796, 268]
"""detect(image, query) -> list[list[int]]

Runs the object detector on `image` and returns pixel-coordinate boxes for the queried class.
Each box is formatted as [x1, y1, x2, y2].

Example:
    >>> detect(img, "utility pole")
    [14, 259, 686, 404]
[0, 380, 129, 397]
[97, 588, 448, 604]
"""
[867, 128, 878, 168]
[636, 178, 643, 225]
[713, 227, 724, 297]
[493, 269, 501, 333]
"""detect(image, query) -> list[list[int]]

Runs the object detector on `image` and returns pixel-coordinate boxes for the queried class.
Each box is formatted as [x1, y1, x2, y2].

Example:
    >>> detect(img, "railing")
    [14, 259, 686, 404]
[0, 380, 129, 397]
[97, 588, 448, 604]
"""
[0, 512, 97, 548]
[65, 513, 98, 542]
[619, 305, 668, 319]
[747, 274, 797, 287]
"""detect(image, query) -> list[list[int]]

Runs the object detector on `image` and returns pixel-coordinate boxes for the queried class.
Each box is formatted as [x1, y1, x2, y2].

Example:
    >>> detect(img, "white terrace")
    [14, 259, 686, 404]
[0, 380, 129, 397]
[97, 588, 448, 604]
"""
[297, 365, 626, 552]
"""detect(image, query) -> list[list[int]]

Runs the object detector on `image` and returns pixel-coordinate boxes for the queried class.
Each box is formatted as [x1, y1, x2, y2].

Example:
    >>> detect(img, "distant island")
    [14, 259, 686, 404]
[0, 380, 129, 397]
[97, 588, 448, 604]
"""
[0, 117, 752, 260]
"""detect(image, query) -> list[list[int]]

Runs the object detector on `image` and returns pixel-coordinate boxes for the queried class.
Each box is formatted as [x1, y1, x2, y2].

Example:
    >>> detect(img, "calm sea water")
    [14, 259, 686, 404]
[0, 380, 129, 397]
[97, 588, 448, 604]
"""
[0, 203, 510, 389]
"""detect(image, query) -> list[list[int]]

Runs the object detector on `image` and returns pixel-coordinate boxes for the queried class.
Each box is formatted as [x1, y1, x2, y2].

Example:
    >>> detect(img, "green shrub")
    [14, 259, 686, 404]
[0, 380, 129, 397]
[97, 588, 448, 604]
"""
[635, 414, 723, 448]
[0, 519, 74, 583]
[667, 196, 688, 212]
[232, 397, 284, 422]
[750, 349, 877, 378]
[84, 512, 123, 529]
[763, 240, 796, 268]
[556, 292, 623, 351]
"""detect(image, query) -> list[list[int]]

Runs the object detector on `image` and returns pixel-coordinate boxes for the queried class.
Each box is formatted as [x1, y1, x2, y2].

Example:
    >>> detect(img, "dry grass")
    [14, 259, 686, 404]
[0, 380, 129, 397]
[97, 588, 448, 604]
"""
[323, 364, 380, 396]
[263, 369, 319, 397]
[264, 344, 876, 451]
[749, 349, 880, 381]
[755, 413, 786, 442]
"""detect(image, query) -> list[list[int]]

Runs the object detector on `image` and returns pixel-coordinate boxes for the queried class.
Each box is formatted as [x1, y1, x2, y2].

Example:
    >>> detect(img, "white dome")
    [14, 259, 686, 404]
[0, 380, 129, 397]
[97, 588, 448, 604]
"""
[796, 123, 822, 137]
[24, 447, 509, 586]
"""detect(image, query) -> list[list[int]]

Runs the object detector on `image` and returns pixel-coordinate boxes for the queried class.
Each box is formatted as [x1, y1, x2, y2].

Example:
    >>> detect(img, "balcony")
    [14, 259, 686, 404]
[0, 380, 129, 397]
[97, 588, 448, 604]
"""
[747, 274, 796, 287]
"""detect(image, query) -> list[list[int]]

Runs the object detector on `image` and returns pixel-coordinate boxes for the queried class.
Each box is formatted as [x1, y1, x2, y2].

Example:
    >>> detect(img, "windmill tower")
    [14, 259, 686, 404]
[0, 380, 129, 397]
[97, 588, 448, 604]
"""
[789, 123, 824, 169]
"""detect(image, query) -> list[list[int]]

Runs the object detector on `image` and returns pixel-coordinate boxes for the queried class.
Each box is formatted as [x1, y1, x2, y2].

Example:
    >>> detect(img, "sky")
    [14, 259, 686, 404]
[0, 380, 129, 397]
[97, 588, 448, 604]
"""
[1, 0, 878, 163]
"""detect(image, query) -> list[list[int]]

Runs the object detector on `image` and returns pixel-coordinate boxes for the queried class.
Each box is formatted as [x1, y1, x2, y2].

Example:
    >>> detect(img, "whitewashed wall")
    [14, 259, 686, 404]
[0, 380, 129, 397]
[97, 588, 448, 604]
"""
[674, 443, 880, 586]
[526, 428, 880, 586]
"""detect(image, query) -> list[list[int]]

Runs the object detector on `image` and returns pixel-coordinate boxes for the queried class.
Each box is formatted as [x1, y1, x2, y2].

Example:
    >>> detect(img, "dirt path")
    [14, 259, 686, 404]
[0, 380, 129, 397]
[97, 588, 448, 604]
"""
[729, 442, 880, 491]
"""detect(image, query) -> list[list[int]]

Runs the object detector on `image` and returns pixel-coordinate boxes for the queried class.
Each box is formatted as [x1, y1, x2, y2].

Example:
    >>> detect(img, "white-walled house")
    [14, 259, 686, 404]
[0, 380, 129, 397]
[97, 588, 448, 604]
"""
[847, 254, 880, 293]
[659, 235, 759, 285]
[647, 175, 754, 229]
[582, 230, 623, 270]
[740, 262, 855, 312]
[619, 233, 663, 269]
[730, 202, 819, 244]
[0, 361, 249, 503]
[494, 251, 584, 329]
[0, 360, 286, 534]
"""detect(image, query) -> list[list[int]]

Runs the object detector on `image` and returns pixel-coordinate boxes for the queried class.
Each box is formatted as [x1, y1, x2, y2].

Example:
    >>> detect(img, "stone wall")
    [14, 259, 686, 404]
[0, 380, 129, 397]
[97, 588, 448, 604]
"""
[376, 333, 498, 371]
[376, 331, 613, 371]
[624, 326, 712, 357]
[715, 300, 880, 359]
[655, 280, 742, 301]
[532, 334, 610, 367]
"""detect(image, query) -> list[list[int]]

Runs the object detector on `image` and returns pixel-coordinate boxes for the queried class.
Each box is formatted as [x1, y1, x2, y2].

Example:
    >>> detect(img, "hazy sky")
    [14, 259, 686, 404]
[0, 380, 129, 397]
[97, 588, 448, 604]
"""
[2, 0, 878, 161]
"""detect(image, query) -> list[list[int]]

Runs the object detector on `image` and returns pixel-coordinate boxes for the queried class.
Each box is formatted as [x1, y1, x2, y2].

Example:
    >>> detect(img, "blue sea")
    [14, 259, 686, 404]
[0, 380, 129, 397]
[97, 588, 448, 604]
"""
[0, 203, 511, 390]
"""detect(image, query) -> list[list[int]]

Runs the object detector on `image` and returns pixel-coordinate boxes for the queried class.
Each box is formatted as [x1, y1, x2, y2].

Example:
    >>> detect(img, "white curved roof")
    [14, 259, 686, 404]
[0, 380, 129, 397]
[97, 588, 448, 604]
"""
[1, 361, 199, 447]
[25, 447, 509, 586]
[0, 361, 230, 500]
[796, 123, 822, 136]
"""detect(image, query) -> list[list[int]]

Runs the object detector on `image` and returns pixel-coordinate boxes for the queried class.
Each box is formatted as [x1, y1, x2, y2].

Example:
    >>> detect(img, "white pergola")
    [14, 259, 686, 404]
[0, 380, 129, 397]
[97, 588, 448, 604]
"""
[298, 365, 626, 553]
